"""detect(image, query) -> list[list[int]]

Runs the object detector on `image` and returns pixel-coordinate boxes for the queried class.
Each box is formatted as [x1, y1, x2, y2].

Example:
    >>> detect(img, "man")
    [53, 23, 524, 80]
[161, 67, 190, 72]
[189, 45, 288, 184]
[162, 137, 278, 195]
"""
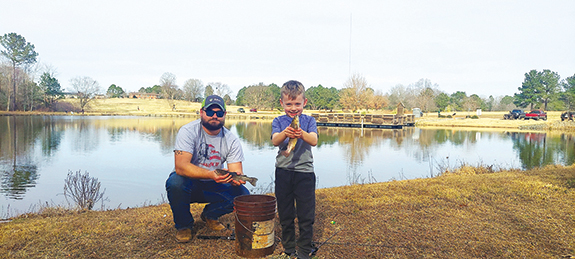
[165, 95, 249, 243]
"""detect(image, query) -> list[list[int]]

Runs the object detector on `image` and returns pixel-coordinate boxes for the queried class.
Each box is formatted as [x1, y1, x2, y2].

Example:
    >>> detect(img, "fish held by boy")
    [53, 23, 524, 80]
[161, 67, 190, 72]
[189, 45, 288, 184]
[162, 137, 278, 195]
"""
[281, 114, 300, 157]
[215, 169, 258, 186]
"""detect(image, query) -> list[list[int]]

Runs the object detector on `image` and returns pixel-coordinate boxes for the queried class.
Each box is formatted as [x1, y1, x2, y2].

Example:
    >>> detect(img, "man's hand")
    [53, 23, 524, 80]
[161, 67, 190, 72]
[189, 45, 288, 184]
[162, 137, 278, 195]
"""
[213, 170, 232, 183]
[212, 169, 246, 186]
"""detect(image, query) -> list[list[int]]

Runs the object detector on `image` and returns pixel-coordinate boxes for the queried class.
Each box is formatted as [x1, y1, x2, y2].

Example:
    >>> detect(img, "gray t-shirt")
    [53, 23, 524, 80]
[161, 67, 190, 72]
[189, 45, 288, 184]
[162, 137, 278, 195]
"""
[173, 119, 244, 174]
[272, 114, 317, 173]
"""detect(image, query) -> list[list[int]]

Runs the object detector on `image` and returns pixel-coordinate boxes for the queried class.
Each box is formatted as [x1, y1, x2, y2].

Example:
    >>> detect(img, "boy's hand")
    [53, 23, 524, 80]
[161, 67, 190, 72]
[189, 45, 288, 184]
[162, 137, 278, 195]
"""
[284, 126, 302, 139]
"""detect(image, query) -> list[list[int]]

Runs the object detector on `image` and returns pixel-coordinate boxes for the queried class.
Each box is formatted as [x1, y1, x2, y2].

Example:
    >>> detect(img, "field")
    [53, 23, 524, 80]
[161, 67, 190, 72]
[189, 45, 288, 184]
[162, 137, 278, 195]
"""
[1, 164, 574, 258]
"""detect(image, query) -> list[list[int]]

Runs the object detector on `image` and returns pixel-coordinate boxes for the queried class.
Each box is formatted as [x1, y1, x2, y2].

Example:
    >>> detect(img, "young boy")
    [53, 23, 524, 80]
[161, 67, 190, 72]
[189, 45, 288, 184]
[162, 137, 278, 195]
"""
[271, 80, 318, 259]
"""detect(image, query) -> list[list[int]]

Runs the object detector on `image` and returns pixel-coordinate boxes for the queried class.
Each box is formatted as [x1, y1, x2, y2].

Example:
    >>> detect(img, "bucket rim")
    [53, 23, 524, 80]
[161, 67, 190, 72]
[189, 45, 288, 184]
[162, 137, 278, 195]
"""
[234, 194, 276, 204]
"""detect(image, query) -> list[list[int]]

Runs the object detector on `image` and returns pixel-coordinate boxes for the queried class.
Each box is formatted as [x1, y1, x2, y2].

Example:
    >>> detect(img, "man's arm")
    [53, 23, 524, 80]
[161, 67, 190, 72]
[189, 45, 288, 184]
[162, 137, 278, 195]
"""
[174, 150, 231, 183]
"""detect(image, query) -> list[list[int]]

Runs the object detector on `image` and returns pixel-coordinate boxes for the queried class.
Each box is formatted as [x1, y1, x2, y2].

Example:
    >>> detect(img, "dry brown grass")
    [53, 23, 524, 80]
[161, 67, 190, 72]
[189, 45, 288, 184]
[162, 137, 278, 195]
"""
[1, 165, 574, 258]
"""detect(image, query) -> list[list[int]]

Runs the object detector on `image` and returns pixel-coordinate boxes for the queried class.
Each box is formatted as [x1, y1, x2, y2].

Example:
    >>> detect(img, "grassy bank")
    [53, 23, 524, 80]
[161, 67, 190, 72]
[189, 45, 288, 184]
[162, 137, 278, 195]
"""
[1, 165, 574, 258]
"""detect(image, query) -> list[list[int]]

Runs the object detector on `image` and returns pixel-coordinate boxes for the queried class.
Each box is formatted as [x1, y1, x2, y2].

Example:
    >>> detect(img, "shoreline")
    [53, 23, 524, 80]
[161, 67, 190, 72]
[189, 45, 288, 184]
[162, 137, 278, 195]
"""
[4, 111, 575, 131]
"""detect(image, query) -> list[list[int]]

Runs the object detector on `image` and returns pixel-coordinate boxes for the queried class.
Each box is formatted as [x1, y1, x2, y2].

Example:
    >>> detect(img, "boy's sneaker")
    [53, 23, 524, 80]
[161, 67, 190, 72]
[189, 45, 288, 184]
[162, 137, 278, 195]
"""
[175, 228, 192, 243]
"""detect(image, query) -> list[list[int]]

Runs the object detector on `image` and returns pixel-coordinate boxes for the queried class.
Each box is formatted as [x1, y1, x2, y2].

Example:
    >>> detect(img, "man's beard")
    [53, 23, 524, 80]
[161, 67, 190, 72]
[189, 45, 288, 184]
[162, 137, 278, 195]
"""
[201, 117, 225, 131]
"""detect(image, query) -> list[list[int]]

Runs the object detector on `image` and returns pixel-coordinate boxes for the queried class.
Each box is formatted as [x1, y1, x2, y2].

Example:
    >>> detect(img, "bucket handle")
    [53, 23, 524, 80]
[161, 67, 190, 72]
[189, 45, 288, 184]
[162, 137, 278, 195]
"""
[234, 211, 276, 236]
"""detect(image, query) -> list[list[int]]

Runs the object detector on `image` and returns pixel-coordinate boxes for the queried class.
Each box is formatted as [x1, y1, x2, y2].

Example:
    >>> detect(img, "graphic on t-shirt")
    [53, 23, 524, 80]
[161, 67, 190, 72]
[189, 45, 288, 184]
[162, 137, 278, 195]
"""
[198, 142, 221, 169]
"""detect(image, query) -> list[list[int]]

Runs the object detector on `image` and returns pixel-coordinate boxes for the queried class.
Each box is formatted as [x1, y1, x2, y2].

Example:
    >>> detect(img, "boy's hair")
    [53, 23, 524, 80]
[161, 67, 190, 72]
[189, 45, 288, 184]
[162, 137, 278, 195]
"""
[280, 80, 305, 100]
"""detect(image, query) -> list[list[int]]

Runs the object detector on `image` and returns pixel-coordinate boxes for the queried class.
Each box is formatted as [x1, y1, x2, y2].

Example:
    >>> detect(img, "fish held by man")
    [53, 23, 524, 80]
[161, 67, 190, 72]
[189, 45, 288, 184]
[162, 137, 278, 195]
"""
[215, 169, 258, 186]
[281, 115, 300, 157]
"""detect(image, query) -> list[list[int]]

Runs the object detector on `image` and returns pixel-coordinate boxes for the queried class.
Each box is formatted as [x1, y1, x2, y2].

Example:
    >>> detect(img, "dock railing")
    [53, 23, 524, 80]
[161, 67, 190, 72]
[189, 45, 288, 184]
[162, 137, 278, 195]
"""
[312, 113, 414, 128]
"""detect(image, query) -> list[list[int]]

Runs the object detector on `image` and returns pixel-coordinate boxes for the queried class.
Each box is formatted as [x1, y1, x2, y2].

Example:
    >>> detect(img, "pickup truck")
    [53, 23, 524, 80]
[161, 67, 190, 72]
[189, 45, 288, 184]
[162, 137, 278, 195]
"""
[503, 109, 525, 120]
[524, 109, 547, 120]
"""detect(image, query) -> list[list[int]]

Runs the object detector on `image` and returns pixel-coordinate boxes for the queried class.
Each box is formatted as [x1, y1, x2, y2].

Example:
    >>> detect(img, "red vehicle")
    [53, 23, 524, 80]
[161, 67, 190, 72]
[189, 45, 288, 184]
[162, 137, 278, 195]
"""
[249, 108, 257, 112]
[524, 109, 547, 120]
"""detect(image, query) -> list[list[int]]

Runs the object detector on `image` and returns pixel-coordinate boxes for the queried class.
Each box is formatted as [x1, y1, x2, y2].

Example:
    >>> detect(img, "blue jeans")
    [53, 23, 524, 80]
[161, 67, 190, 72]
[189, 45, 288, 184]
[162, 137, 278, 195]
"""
[165, 171, 250, 230]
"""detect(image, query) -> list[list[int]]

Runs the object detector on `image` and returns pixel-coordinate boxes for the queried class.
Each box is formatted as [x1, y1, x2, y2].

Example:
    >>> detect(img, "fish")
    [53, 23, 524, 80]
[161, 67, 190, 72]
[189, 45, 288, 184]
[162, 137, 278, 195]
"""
[215, 169, 258, 186]
[281, 115, 299, 157]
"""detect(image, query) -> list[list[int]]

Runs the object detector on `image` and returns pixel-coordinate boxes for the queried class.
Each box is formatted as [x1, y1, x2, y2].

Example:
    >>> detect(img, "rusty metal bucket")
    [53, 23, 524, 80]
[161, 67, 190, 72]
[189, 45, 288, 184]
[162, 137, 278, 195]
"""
[234, 194, 277, 258]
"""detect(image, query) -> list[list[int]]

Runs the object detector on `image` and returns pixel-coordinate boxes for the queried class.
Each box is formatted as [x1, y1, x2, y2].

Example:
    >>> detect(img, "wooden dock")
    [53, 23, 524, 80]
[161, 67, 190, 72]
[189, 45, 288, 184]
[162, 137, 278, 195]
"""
[311, 113, 415, 129]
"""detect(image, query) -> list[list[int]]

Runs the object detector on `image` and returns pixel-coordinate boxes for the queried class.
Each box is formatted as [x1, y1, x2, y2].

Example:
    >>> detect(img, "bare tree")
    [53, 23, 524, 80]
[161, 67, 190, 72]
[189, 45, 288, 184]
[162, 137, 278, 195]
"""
[182, 78, 204, 102]
[160, 72, 178, 98]
[208, 82, 232, 97]
[340, 73, 370, 112]
[70, 76, 101, 112]
[386, 84, 415, 109]
[366, 88, 388, 110]
[160, 72, 179, 108]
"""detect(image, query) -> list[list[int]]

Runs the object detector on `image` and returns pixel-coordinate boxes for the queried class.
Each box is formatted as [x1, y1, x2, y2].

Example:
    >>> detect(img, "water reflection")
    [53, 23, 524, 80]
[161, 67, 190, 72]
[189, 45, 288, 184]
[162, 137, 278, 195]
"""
[234, 121, 274, 149]
[2, 116, 575, 211]
[0, 116, 40, 199]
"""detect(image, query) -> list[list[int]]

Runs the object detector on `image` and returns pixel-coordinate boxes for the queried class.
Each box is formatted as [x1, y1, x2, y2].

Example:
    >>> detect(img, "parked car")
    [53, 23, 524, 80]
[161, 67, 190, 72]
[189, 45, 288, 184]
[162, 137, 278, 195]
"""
[503, 109, 525, 120]
[237, 108, 245, 113]
[249, 108, 257, 112]
[524, 109, 547, 120]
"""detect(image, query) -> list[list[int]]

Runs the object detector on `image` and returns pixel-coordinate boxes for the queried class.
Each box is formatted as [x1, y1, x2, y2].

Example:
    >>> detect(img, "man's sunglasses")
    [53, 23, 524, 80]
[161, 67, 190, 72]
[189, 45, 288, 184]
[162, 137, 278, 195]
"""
[204, 109, 225, 117]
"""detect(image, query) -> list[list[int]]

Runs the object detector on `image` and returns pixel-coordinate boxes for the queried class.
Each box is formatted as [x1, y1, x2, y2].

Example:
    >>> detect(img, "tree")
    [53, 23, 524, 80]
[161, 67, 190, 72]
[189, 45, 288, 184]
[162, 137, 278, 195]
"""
[0, 33, 38, 111]
[204, 84, 214, 97]
[306, 84, 340, 111]
[366, 88, 388, 111]
[39, 72, 62, 108]
[182, 79, 204, 102]
[485, 95, 495, 111]
[340, 73, 370, 112]
[412, 79, 439, 112]
[106, 84, 125, 98]
[243, 83, 275, 109]
[208, 82, 232, 98]
[434, 92, 450, 112]
[497, 95, 516, 111]
[539, 69, 561, 110]
[464, 94, 484, 112]
[160, 72, 179, 103]
[236, 86, 247, 106]
[269, 83, 282, 110]
[223, 94, 233, 105]
[70, 76, 101, 112]
[514, 70, 541, 110]
[562, 73, 575, 110]
[450, 91, 467, 111]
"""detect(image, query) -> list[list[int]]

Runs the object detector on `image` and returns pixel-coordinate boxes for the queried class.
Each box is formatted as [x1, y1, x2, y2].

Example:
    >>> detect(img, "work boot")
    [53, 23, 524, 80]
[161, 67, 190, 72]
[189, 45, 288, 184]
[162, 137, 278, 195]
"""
[201, 212, 226, 231]
[175, 228, 192, 243]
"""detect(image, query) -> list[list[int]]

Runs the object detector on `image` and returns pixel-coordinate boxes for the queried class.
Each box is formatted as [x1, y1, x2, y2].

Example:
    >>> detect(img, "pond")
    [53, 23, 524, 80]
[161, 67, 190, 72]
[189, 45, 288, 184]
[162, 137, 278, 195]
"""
[1, 115, 574, 218]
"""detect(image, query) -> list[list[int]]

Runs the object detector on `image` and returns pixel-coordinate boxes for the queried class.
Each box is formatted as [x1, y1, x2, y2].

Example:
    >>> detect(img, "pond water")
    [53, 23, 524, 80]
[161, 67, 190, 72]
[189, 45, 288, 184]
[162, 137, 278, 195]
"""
[1, 115, 574, 218]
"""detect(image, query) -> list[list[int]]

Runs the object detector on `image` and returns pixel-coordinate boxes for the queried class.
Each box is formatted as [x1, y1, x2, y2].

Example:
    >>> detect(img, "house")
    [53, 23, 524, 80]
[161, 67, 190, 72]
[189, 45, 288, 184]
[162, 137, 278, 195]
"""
[129, 92, 159, 99]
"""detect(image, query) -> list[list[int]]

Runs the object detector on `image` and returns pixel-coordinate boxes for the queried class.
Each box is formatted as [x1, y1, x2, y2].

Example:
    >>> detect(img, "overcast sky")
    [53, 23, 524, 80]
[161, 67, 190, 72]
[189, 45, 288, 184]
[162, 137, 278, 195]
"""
[1, 0, 574, 98]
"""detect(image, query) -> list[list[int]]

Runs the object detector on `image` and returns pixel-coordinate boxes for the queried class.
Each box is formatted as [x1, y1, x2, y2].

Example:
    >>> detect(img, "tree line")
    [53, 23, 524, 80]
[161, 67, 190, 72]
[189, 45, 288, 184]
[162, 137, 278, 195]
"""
[2, 32, 575, 113]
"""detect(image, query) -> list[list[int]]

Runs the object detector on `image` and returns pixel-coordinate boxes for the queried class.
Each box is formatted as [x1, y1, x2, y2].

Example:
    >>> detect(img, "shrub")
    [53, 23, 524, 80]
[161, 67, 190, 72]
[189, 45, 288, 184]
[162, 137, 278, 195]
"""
[63, 170, 106, 210]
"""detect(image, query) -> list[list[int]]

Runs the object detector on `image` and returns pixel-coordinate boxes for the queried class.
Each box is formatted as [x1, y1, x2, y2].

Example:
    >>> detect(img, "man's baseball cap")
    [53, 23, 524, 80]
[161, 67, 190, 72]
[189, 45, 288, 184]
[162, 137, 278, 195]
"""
[202, 95, 226, 112]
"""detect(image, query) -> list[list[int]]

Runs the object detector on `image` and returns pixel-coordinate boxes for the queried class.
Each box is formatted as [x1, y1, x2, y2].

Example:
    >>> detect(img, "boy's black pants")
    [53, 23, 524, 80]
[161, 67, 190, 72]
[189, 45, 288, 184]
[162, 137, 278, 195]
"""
[275, 168, 316, 257]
